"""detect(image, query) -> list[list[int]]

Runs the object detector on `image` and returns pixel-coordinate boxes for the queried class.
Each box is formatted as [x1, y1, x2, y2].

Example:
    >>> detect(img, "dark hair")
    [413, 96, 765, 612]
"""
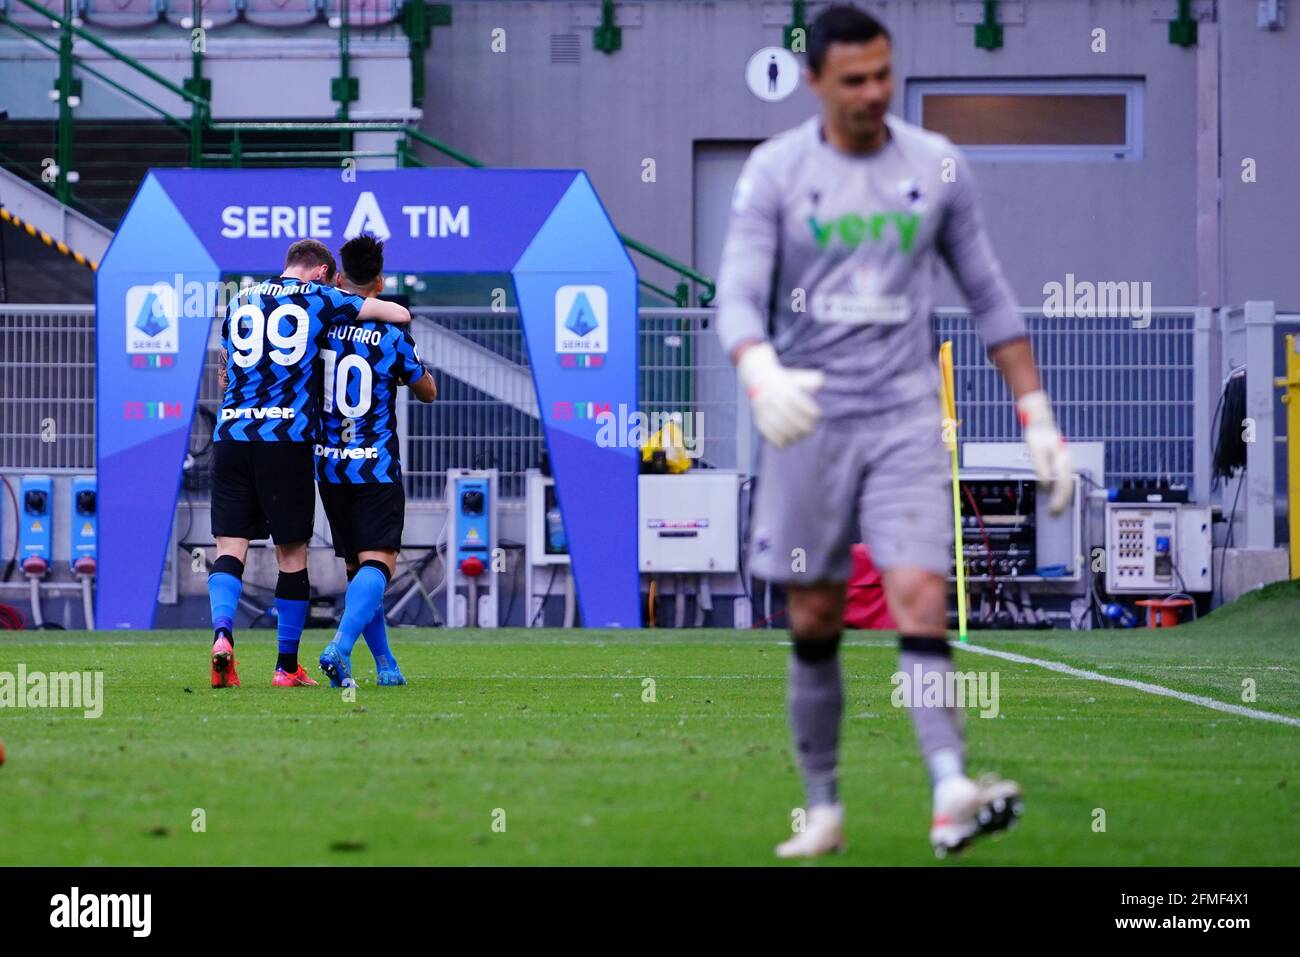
[339, 233, 385, 287]
[808, 4, 891, 75]
[284, 238, 336, 275]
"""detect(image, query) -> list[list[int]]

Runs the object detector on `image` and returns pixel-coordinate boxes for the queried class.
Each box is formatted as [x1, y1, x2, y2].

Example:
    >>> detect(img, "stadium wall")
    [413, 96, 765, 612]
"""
[422, 0, 1298, 310]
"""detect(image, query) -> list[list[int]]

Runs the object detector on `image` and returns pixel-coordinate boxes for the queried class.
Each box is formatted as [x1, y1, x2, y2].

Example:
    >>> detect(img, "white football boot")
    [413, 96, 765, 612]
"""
[929, 774, 1023, 858]
[775, 803, 845, 859]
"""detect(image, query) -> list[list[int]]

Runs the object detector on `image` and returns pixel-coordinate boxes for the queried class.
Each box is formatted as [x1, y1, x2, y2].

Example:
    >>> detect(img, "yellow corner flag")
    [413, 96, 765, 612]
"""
[938, 341, 967, 642]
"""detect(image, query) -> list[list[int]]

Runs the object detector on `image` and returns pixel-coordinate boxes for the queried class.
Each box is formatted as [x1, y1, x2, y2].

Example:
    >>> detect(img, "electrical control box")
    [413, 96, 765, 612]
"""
[450, 473, 492, 570]
[446, 469, 499, 628]
[949, 471, 1082, 582]
[638, 472, 740, 573]
[957, 476, 1037, 579]
[71, 475, 98, 567]
[1104, 503, 1212, 593]
[19, 474, 53, 566]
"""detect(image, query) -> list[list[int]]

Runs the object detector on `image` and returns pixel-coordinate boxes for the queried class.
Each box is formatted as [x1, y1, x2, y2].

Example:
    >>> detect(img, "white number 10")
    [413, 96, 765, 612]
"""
[322, 348, 373, 418]
[228, 302, 309, 368]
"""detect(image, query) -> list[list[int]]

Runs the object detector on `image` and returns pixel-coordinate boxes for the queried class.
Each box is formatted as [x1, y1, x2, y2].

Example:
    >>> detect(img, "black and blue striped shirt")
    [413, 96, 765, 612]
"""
[214, 276, 365, 443]
[314, 320, 424, 484]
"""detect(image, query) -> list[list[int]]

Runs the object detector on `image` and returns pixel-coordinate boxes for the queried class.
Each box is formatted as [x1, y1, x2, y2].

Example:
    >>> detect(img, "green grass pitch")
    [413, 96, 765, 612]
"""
[1, 582, 1297, 866]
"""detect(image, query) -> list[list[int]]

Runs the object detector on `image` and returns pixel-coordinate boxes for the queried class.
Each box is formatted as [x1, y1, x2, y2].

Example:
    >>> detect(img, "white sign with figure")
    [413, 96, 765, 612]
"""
[746, 46, 800, 102]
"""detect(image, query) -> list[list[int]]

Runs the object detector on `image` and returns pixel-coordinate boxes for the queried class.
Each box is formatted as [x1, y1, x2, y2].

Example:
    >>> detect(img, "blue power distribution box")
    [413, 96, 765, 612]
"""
[71, 475, 98, 567]
[19, 474, 53, 567]
[452, 476, 491, 567]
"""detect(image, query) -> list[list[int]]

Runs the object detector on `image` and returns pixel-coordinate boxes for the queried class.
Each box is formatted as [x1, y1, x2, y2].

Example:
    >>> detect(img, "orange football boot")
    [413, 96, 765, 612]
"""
[272, 665, 319, 687]
[211, 635, 241, 688]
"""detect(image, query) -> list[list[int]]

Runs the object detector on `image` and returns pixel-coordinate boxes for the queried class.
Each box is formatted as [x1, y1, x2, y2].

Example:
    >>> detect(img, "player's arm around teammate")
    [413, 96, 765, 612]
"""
[208, 241, 412, 690]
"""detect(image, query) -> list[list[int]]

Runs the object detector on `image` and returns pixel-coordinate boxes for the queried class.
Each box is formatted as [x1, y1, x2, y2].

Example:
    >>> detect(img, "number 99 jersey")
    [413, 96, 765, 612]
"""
[315, 320, 425, 484]
[213, 276, 364, 442]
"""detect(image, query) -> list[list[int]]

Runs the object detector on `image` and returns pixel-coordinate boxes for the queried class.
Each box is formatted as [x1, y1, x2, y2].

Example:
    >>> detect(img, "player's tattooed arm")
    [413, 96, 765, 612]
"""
[217, 348, 229, 394]
[407, 366, 438, 403]
[399, 330, 436, 401]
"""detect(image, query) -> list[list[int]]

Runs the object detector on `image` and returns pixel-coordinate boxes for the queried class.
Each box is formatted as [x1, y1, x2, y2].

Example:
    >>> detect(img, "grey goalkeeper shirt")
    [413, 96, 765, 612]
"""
[715, 113, 1025, 418]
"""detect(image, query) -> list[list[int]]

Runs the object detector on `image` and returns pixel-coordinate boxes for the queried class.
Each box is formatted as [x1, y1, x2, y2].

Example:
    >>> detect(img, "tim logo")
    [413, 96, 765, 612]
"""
[553, 400, 611, 421]
[50, 887, 152, 937]
[555, 285, 608, 359]
[124, 401, 183, 420]
[124, 284, 179, 357]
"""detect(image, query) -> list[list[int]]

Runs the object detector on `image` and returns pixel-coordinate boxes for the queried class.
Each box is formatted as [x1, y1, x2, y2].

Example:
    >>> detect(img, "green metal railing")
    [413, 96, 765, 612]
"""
[0, 0, 716, 305]
[4, 0, 210, 206]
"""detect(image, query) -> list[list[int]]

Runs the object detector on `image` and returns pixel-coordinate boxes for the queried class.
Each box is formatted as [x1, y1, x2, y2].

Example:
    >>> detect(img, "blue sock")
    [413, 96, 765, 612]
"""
[336, 563, 389, 656]
[275, 569, 311, 671]
[362, 607, 392, 666]
[208, 555, 244, 643]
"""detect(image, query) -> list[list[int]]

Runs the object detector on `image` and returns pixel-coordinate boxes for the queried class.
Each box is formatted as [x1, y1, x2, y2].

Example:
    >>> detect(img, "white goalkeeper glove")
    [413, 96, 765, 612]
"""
[737, 342, 825, 448]
[1017, 390, 1073, 515]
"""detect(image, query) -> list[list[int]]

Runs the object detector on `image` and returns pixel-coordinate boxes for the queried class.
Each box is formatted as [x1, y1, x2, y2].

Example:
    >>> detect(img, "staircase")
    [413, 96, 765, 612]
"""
[0, 163, 111, 262]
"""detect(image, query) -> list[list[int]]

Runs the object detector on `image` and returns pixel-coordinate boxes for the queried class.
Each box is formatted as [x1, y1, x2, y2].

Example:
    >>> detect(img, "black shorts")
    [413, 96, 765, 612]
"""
[318, 481, 406, 563]
[210, 441, 315, 544]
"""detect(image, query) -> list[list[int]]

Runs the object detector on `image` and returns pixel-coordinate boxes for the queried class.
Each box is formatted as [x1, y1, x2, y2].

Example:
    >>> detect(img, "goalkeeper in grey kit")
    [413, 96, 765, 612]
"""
[715, 5, 1073, 858]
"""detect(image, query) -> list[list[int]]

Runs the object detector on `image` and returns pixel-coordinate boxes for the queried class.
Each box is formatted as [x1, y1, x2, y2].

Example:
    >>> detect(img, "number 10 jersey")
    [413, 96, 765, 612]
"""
[314, 319, 424, 485]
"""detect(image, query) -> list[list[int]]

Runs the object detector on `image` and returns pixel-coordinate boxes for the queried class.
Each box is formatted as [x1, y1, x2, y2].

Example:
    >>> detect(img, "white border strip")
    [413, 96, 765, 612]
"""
[963, 643, 1300, 729]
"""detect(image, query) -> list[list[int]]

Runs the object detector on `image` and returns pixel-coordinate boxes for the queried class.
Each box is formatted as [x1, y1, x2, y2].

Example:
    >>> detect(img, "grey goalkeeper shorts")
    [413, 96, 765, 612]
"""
[747, 397, 954, 584]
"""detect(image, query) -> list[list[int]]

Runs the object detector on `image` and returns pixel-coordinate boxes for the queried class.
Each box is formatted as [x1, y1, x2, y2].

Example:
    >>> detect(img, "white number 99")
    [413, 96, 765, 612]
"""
[227, 302, 309, 368]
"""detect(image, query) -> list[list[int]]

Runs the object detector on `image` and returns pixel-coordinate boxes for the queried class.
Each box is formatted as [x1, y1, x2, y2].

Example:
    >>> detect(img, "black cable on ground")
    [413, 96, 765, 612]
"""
[1215, 476, 1245, 608]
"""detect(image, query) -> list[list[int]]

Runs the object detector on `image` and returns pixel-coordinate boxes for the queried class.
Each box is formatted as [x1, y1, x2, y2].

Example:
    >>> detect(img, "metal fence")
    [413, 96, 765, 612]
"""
[0, 305, 739, 500]
[935, 308, 1204, 490]
[401, 306, 737, 499]
[0, 305, 95, 470]
[0, 303, 1240, 505]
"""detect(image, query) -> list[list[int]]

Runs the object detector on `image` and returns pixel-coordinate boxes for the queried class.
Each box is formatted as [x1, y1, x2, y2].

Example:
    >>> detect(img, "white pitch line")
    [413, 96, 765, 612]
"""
[962, 643, 1300, 729]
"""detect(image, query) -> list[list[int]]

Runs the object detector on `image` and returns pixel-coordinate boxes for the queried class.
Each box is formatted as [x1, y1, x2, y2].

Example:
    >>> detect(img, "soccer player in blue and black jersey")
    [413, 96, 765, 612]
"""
[207, 239, 411, 689]
[315, 234, 436, 688]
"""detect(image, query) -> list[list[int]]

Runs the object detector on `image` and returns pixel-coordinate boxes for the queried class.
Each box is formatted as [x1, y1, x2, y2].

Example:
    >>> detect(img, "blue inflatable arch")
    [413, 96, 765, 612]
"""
[96, 168, 640, 629]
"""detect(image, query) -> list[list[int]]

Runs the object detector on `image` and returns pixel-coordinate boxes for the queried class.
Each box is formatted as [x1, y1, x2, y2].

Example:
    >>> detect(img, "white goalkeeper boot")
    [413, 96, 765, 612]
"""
[929, 774, 1023, 858]
[775, 803, 845, 859]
